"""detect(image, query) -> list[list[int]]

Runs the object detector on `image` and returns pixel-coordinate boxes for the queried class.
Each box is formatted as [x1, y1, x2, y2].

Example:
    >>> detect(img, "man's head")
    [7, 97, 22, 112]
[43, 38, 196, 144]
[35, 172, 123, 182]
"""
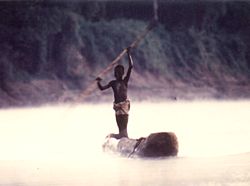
[114, 65, 124, 79]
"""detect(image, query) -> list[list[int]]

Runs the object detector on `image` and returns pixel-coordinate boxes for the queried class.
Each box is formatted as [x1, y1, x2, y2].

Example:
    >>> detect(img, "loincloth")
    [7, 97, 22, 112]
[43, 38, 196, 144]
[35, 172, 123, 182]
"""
[113, 100, 130, 115]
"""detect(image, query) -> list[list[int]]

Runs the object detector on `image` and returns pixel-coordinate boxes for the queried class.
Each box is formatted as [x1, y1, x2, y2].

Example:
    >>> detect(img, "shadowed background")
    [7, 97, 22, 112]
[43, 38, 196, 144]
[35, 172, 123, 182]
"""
[0, 0, 250, 108]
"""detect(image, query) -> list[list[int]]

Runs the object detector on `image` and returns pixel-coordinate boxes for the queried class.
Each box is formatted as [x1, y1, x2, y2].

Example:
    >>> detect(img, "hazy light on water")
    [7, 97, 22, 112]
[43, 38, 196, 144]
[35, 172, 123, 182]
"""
[130, 101, 250, 157]
[0, 101, 249, 160]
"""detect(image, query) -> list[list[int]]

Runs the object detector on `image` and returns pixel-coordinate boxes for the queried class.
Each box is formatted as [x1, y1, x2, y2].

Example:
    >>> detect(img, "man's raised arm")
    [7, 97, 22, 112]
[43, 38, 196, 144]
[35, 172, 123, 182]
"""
[96, 77, 111, 91]
[124, 47, 133, 82]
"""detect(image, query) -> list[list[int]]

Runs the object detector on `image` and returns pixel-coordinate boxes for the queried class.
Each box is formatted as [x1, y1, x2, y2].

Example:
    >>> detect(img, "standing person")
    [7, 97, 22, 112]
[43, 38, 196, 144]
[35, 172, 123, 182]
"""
[96, 48, 133, 139]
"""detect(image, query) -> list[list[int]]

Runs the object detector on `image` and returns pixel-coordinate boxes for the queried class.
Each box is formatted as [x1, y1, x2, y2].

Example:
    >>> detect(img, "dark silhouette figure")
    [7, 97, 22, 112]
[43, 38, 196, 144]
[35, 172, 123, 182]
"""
[96, 48, 133, 139]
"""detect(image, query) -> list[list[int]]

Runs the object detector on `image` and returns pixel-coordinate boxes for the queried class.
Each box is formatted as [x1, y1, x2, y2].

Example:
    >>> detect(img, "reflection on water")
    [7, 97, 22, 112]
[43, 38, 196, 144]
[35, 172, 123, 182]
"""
[0, 101, 249, 185]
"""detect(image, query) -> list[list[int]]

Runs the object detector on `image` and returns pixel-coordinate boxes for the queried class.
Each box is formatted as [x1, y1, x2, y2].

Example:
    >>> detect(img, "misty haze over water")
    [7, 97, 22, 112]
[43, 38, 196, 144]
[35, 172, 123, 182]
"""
[0, 101, 249, 185]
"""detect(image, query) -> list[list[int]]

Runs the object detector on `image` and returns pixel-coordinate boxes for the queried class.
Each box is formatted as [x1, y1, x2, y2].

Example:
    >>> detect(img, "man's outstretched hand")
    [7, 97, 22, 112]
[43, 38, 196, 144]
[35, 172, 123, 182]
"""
[126, 46, 132, 54]
[96, 77, 102, 82]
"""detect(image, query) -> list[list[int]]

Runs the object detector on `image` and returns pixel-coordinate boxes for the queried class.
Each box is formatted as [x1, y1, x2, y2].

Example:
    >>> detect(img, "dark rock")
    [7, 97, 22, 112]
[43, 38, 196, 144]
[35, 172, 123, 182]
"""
[136, 132, 178, 157]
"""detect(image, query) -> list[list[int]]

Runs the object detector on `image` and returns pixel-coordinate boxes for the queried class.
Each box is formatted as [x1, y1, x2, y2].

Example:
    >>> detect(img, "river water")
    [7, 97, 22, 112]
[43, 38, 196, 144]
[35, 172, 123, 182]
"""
[0, 101, 249, 186]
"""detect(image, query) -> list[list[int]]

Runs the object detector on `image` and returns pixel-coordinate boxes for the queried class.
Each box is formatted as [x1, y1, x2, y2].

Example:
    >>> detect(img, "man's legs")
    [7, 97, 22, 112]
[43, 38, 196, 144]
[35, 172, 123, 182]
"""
[116, 114, 128, 139]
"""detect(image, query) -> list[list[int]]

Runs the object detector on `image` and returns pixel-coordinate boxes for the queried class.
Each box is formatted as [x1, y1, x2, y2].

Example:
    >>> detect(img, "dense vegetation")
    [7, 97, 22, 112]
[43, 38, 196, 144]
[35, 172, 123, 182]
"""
[0, 1, 250, 107]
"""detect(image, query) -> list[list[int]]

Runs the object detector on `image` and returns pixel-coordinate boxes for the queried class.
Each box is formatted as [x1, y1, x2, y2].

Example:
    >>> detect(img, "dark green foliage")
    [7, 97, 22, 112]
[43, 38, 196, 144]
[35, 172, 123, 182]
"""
[0, 0, 249, 91]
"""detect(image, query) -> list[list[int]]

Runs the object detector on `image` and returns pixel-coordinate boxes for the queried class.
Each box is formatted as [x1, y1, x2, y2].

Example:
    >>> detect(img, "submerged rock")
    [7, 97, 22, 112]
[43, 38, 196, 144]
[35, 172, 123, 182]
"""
[103, 132, 178, 158]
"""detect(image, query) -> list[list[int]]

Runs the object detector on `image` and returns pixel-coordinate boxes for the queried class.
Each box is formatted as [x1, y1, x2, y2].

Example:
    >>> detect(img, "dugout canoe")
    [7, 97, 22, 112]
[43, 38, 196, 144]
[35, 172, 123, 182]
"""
[102, 132, 178, 158]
